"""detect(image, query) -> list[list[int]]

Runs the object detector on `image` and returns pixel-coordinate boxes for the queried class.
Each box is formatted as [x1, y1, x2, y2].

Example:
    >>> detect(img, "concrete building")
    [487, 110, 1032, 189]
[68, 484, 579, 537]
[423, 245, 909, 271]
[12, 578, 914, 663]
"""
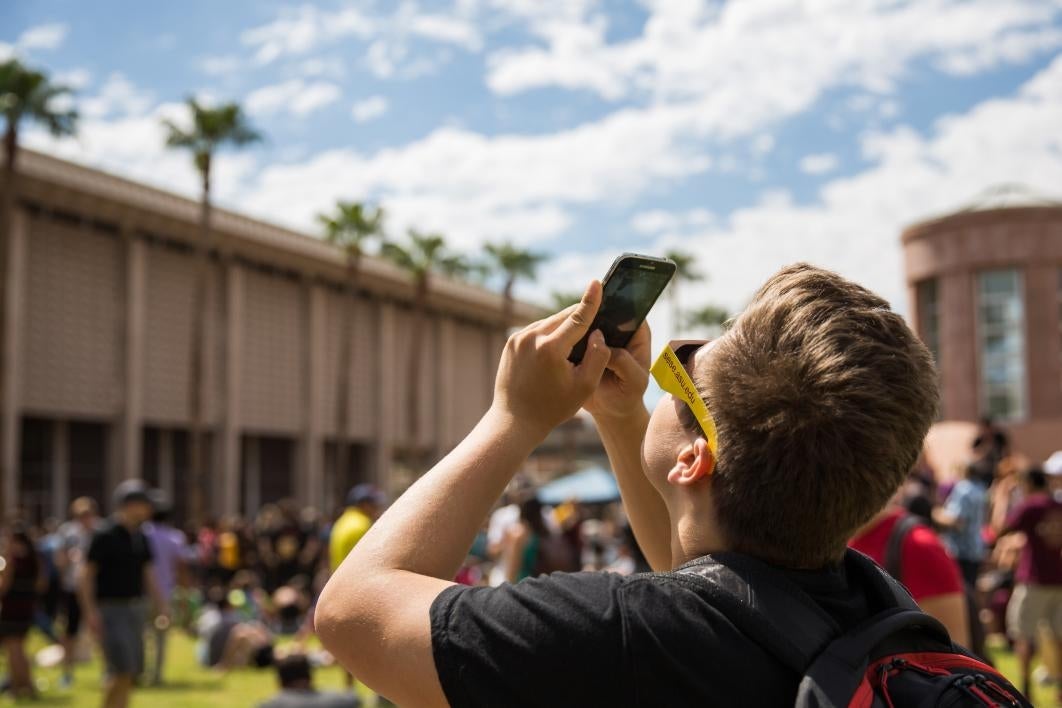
[903, 194, 1062, 464]
[1, 149, 540, 522]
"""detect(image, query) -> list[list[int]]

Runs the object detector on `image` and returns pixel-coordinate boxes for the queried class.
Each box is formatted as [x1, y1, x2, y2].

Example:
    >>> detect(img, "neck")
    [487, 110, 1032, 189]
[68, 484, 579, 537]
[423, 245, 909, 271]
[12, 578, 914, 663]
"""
[668, 500, 730, 568]
[115, 512, 138, 531]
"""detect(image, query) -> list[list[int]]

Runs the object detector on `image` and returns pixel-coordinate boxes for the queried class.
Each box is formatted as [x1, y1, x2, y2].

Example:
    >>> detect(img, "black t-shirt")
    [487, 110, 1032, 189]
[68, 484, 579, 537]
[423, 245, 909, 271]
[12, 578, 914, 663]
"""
[87, 519, 154, 600]
[430, 555, 871, 707]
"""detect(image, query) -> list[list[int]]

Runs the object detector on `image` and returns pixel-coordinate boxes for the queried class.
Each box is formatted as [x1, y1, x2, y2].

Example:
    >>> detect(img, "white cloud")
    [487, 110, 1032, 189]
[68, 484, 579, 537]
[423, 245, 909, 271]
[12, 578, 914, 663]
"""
[245, 79, 340, 117]
[631, 208, 714, 235]
[238, 3, 482, 80]
[198, 55, 243, 76]
[237, 105, 712, 249]
[17, 23, 69, 51]
[241, 6, 376, 65]
[80, 73, 153, 119]
[54, 68, 92, 90]
[800, 153, 840, 175]
[485, 0, 1062, 114]
[351, 96, 389, 123]
[643, 53, 1062, 328]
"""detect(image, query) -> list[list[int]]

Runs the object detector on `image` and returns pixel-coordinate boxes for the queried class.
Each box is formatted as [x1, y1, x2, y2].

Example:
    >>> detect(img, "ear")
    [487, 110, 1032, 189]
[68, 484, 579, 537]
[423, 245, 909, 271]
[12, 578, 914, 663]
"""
[666, 437, 716, 488]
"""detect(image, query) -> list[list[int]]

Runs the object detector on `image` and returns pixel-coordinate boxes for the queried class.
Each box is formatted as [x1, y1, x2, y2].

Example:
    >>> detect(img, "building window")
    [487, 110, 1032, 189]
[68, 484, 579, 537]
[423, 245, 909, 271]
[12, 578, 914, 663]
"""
[916, 279, 941, 373]
[977, 269, 1026, 420]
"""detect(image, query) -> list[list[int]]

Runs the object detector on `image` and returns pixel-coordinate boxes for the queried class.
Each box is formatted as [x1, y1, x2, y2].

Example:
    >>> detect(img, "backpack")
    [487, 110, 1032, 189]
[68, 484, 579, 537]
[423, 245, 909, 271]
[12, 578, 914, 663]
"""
[884, 513, 990, 663]
[672, 549, 1029, 707]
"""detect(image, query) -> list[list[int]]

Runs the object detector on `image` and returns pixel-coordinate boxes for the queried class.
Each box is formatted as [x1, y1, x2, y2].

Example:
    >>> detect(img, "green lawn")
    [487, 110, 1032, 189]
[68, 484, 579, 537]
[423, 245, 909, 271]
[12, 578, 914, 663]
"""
[1, 630, 1058, 706]
[2, 631, 375, 708]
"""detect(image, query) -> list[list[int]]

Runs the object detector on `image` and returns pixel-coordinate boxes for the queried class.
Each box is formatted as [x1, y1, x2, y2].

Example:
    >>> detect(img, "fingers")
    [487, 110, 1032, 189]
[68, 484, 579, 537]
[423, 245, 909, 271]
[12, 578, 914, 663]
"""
[546, 280, 602, 348]
[606, 347, 647, 382]
[575, 330, 610, 389]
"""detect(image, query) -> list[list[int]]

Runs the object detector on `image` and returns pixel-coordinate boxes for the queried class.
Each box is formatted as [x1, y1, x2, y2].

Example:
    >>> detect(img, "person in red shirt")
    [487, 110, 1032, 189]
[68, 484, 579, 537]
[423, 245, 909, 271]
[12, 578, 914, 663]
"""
[850, 500, 969, 647]
[1000, 466, 1062, 700]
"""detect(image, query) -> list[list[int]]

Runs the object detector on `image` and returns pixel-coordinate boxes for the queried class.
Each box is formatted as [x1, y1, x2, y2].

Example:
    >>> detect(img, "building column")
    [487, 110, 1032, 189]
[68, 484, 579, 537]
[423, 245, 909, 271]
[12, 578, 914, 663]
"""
[1, 206, 27, 517]
[158, 429, 175, 504]
[242, 436, 260, 516]
[1025, 264, 1061, 419]
[299, 283, 326, 509]
[939, 271, 977, 420]
[220, 263, 244, 516]
[121, 235, 146, 481]
[51, 420, 69, 520]
[435, 317, 456, 456]
[373, 301, 397, 491]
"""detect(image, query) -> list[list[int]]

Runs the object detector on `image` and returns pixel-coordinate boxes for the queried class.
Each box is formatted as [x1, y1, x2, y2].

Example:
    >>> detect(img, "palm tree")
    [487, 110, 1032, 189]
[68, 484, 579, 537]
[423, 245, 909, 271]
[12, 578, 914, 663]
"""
[483, 241, 548, 327]
[318, 201, 384, 498]
[664, 249, 703, 337]
[1, 59, 77, 514]
[381, 230, 468, 466]
[550, 291, 583, 311]
[684, 304, 730, 337]
[162, 98, 260, 521]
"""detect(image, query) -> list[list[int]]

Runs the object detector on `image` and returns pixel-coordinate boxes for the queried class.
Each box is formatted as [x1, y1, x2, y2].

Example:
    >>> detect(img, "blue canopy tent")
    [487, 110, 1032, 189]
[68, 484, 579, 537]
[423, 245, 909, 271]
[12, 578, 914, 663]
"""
[537, 466, 620, 505]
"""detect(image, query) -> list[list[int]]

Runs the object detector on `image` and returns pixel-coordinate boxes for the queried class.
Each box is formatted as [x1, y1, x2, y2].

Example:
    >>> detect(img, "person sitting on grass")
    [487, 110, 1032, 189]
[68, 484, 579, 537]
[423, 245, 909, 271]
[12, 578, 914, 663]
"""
[314, 263, 947, 706]
[258, 653, 359, 708]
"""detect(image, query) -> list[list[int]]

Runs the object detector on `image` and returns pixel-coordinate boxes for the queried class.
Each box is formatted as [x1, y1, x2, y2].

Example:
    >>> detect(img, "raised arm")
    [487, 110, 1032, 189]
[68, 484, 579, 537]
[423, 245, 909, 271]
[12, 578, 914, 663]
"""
[315, 282, 612, 707]
[583, 323, 673, 570]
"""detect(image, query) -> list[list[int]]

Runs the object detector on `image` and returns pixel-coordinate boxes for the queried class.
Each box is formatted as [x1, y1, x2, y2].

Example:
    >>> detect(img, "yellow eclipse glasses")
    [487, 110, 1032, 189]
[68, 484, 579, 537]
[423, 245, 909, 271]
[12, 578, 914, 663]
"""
[649, 340, 719, 458]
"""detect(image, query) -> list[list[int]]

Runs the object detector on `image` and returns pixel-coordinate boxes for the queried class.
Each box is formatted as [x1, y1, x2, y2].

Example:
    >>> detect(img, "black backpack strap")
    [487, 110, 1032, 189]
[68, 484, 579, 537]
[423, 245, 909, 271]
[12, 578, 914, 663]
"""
[883, 514, 921, 582]
[671, 552, 842, 673]
[671, 550, 926, 676]
[796, 608, 952, 707]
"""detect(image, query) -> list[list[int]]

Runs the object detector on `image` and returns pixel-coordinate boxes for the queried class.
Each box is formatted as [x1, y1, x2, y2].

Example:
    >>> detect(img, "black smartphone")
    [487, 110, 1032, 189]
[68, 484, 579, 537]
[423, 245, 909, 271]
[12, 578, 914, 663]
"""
[568, 253, 676, 364]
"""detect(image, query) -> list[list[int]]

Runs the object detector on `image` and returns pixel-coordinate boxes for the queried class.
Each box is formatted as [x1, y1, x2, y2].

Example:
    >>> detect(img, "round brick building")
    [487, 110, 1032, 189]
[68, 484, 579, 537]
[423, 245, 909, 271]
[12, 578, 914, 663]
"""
[903, 194, 1062, 465]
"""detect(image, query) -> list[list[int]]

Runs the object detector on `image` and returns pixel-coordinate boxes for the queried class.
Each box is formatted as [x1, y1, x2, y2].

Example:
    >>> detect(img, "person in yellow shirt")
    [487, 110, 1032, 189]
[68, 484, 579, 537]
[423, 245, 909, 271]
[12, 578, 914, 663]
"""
[329, 485, 385, 572]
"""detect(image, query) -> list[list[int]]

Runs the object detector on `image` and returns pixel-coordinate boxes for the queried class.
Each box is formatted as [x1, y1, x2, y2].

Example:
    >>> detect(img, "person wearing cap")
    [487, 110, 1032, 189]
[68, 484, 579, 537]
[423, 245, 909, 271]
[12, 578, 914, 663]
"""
[78, 480, 167, 708]
[1044, 451, 1062, 502]
[328, 485, 384, 573]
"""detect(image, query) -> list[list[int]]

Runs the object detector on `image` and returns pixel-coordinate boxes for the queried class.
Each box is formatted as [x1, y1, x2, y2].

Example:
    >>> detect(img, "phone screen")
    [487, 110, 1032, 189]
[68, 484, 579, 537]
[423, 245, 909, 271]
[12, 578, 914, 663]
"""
[568, 255, 676, 363]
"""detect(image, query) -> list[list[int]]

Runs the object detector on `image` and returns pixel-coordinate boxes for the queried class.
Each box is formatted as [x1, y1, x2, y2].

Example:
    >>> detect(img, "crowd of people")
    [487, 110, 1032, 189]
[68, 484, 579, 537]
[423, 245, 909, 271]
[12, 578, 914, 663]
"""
[0, 474, 643, 706]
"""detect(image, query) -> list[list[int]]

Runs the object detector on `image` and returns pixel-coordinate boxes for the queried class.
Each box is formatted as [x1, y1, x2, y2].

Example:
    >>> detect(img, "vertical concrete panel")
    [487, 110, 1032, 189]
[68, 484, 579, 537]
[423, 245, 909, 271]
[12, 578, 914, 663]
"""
[348, 297, 377, 440]
[143, 244, 195, 424]
[240, 269, 303, 433]
[435, 318, 457, 453]
[220, 263, 244, 517]
[22, 218, 122, 416]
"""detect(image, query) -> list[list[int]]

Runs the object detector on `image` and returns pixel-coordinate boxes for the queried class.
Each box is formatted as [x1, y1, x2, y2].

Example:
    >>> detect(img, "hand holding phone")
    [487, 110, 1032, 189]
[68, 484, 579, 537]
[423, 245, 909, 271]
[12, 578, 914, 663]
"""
[568, 254, 676, 364]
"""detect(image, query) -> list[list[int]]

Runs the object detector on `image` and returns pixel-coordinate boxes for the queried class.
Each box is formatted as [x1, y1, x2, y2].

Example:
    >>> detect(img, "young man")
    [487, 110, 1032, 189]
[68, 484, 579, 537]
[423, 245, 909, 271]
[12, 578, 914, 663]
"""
[142, 493, 187, 685]
[935, 460, 991, 587]
[315, 263, 940, 706]
[1000, 467, 1062, 701]
[78, 480, 167, 708]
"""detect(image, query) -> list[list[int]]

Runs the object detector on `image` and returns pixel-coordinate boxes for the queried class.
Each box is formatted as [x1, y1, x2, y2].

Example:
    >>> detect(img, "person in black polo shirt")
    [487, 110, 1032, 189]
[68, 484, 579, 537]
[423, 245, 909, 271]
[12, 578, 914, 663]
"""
[78, 480, 167, 708]
[314, 264, 941, 706]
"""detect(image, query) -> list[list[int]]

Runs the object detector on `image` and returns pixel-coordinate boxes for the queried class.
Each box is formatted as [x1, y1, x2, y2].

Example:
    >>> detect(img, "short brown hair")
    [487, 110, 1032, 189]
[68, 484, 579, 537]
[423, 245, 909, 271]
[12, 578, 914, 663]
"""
[694, 263, 938, 568]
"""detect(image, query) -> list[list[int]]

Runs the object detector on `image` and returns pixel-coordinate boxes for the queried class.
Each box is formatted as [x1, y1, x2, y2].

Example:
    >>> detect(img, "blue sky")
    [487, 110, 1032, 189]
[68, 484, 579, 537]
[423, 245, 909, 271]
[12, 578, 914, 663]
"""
[4, 0, 1062, 335]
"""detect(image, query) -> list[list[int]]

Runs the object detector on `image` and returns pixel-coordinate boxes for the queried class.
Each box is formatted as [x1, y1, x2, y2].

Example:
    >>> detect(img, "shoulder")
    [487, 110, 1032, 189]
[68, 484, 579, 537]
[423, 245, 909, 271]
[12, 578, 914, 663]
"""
[900, 525, 963, 599]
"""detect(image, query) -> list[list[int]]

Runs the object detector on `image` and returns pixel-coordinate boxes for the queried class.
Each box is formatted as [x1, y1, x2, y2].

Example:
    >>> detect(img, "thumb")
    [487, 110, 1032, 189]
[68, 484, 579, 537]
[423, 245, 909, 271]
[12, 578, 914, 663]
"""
[575, 330, 610, 389]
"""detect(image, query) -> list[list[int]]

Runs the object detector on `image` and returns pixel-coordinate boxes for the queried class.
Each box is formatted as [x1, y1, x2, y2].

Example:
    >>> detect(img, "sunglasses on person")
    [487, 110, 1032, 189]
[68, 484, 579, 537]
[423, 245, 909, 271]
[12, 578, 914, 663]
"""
[649, 340, 719, 458]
